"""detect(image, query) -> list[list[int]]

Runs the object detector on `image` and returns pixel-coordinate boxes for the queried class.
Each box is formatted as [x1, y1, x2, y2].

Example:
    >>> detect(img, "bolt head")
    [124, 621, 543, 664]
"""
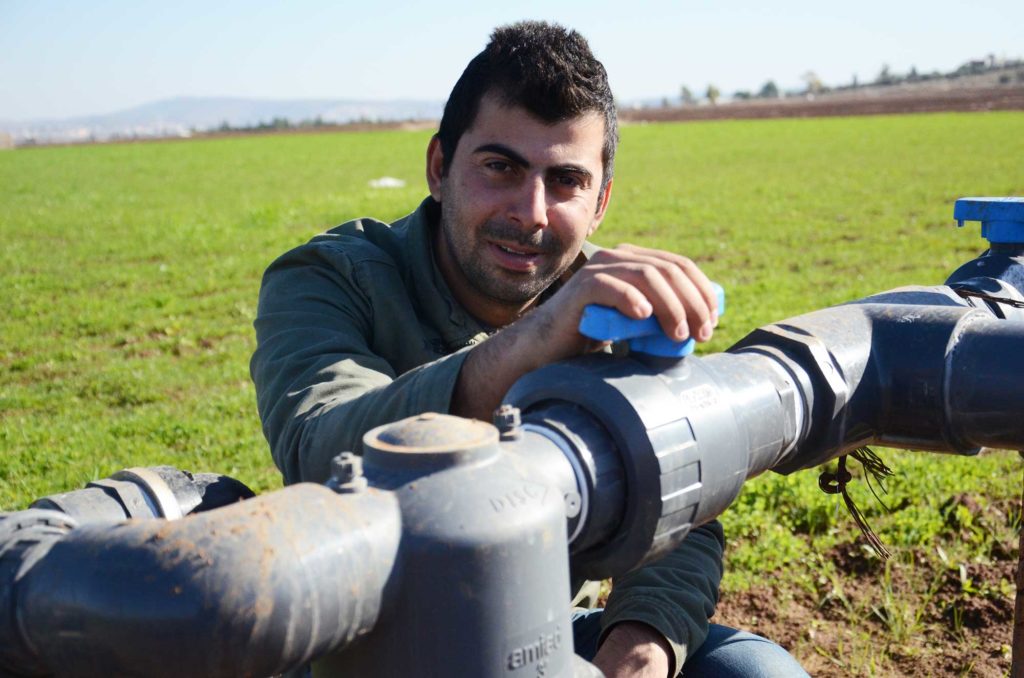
[492, 404, 521, 432]
[330, 452, 362, 484]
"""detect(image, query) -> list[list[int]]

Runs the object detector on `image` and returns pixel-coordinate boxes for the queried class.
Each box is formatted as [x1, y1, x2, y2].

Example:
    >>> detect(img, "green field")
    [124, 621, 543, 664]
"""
[2, 111, 1023, 675]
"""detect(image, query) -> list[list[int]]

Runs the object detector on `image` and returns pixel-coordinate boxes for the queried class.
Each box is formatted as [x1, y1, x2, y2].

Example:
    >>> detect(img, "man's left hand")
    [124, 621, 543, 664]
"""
[592, 621, 675, 678]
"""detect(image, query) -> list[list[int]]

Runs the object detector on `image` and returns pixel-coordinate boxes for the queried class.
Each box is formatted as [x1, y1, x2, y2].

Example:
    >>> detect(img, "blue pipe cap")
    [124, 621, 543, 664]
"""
[579, 283, 725, 358]
[954, 197, 1024, 244]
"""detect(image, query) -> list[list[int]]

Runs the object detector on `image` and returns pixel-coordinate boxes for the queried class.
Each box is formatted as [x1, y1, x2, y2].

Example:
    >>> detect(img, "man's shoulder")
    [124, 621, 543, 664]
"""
[308, 213, 413, 266]
[283, 199, 436, 272]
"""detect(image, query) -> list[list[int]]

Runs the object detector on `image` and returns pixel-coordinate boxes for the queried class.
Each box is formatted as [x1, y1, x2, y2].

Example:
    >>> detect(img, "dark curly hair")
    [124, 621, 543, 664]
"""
[437, 21, 618, 193]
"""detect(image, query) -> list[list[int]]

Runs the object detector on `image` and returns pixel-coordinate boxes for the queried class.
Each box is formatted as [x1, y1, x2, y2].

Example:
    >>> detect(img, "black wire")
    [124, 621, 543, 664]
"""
[953, 288, 1024, 308]
[817, 448, 895, 560]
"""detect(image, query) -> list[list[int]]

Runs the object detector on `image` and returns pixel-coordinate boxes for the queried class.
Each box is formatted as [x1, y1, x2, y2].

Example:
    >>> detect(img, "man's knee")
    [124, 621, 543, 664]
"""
[681, 624, 809, 678]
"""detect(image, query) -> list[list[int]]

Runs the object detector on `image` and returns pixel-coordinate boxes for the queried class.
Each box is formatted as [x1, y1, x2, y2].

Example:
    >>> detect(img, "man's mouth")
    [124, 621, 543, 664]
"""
[489, 241, 543, 271]
[496, 243, 539, 256]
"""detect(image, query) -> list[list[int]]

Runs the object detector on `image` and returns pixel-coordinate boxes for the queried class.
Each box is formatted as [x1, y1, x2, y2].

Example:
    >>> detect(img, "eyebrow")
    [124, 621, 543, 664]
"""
[472, 143, 530, 168]
[472, 143, 594, 184]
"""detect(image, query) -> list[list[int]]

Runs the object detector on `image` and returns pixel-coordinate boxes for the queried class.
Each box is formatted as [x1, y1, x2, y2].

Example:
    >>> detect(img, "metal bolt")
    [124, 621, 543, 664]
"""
[563, 491, 582, 519]
[330, 452, 368, 493]
[492, 404, 522, 441]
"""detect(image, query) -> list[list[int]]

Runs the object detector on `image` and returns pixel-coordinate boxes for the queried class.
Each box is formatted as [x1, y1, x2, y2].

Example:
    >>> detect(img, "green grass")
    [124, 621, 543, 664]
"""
[1, 131, 430, 501]
[2, 112, 1023, 674]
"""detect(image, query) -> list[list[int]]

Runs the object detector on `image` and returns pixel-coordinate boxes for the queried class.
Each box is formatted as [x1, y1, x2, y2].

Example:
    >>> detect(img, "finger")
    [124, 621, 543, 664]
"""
[648, 255, 715, 340]
[590, 254, 713, 342]
[573, 269, 654, 321]
[582, 261, 691, 341]
[615, 244, 719, 325]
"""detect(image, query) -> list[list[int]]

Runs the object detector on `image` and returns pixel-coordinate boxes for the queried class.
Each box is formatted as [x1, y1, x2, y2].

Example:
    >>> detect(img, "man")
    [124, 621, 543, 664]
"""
[252, 21, 807, 677]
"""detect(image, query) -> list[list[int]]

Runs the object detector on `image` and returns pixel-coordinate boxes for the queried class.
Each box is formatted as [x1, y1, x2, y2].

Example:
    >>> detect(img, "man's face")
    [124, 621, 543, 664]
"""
[427, 94, 611, 325]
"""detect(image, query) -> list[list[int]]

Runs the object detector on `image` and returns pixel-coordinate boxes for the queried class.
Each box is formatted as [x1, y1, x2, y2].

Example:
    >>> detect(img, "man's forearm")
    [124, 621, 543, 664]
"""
[258, 348, 473, 484]
[449, 316, 549, 420]
[449, 302, 604, 420]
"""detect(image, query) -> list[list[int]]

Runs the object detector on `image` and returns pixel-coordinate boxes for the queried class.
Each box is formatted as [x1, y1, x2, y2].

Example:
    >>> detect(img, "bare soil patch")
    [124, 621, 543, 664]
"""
[714, 539, 1016, 677]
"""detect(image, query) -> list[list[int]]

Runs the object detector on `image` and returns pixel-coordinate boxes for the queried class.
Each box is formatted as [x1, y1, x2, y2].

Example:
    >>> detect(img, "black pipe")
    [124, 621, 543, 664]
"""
[30, 466, 255, 523]
[5, 485, 400, 678]
[946, 318, 1024, 447]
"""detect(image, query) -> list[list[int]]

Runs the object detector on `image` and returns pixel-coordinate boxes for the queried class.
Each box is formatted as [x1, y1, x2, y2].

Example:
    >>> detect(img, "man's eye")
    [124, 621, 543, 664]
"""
[553, 174, 583, 189]
[485, 160, 512, 173]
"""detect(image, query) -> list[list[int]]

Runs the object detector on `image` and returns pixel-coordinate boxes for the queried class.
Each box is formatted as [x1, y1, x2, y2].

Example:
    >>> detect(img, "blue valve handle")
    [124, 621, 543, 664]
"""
[579, 283, 725, 358]
[954, 197, 1024, 244]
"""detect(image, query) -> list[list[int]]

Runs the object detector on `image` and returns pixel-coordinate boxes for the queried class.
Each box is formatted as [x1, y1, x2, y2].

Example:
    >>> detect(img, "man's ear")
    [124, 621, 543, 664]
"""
[426, 135, 444, 201]
[589, 178, 614, 236]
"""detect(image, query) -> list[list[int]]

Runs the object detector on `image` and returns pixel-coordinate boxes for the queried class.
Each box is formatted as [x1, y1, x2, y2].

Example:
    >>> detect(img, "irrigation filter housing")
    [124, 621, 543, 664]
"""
[2, 198, 1024, 678]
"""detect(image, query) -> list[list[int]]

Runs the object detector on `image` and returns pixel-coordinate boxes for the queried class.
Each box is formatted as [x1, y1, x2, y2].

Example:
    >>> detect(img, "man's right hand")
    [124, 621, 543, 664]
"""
[450, 244, 719, 421]
[527, 244, 719, 362]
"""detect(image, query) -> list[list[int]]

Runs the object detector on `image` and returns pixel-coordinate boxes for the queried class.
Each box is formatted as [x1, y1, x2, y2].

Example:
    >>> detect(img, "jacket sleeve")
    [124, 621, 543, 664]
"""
[249, 241, 473, 485]
[598, 520, 725, 675]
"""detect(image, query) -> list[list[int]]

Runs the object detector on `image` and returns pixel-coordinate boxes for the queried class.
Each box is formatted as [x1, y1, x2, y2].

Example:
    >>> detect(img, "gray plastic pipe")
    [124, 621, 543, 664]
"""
[506, 282, 1024, 578]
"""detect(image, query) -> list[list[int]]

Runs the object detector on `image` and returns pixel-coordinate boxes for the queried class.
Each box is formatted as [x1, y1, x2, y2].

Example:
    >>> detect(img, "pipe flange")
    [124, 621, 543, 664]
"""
[505, 353, 731, 578]
[731, 324, 848, 472]
[113, 467, 185, 520]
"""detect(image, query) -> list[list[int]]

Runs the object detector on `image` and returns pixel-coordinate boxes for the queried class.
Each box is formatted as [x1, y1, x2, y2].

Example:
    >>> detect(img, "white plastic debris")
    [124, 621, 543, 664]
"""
[368, 176, 406, 189]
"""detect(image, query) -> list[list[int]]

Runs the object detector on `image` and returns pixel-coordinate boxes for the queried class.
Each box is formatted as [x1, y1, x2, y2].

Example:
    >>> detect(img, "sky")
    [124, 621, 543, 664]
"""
[1, 0, 1022, 121]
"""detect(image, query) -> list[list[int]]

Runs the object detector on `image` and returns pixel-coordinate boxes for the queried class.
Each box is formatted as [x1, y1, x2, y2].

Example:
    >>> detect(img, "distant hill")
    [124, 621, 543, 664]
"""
[0, 96, 445, 145]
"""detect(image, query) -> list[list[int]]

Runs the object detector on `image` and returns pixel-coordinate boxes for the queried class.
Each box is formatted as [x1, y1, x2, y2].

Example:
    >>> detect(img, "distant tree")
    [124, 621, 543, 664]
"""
[733, 90, 752, 100]
[908, 65, 920, 82]
[875, 64, 895, 85]
[680, 85, 697, 106]
[705, 84, 720, 105]
[757, 80, 780, 98]
[802, 71, 824, 95]
[660, 97, 671, 109]
[851, 74, 859, 88]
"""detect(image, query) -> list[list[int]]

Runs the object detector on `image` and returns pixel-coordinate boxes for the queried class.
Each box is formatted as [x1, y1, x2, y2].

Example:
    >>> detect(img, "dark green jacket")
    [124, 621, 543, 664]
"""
[250, 197, 724, 673]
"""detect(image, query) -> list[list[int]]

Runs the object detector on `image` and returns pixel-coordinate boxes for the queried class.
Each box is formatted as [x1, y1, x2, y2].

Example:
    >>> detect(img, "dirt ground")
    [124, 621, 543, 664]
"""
[715, 526, 1018, 676]
[620, 86, 1024, 124]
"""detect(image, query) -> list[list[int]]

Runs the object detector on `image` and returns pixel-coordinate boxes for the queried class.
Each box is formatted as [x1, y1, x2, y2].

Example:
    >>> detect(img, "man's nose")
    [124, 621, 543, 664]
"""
[509, 177, 549, 229]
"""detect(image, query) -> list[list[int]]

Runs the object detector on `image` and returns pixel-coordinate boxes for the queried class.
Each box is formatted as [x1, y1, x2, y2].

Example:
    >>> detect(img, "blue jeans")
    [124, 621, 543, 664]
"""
[572, 609, 810, 677]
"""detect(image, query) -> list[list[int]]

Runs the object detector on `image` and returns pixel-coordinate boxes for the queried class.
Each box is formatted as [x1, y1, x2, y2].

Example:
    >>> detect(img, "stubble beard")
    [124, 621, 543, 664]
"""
[439, 198, 570, 306]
